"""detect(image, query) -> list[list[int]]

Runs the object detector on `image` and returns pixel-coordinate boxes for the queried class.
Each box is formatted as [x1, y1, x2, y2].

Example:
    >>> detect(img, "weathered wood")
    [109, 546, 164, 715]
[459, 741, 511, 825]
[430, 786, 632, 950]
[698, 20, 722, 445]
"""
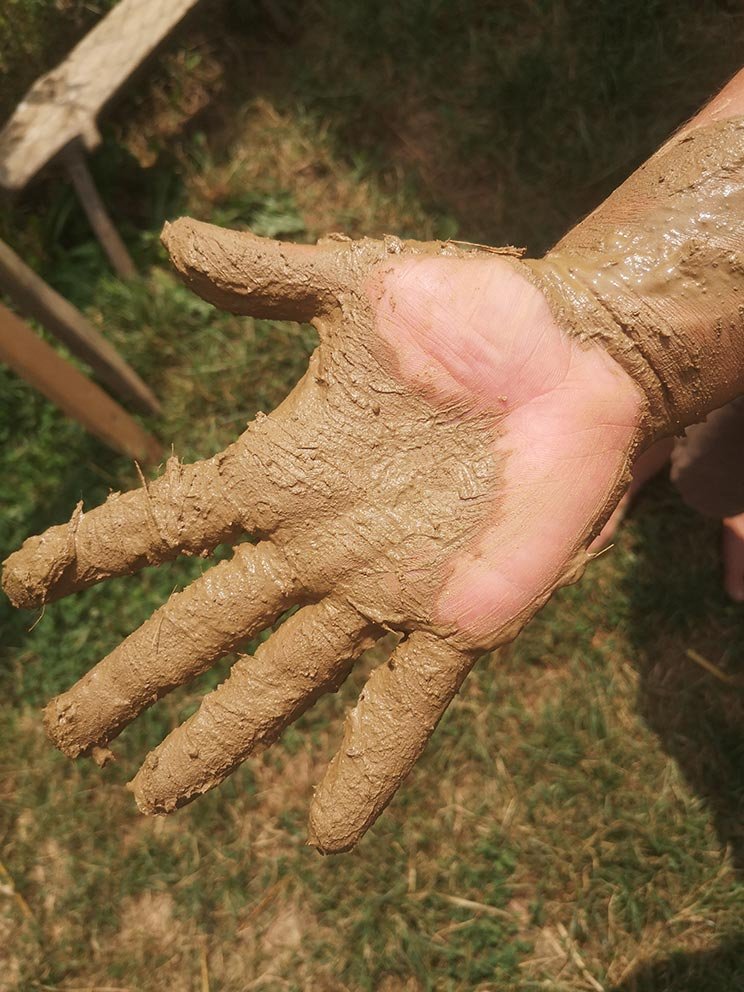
[0, 0, 201, 191]
[62, 144, 137, 280]
[0, 302, 161, 465]
[0, 237, 159, 415]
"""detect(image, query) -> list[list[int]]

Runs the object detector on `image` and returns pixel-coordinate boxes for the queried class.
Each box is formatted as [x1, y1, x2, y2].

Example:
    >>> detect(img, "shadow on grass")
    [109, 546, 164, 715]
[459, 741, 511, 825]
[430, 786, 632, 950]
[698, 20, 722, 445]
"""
[624, 481, 744, 869]
[210, 0, 744, 252]
[611, 933, 744, 992]
[11, 0, 744, 263]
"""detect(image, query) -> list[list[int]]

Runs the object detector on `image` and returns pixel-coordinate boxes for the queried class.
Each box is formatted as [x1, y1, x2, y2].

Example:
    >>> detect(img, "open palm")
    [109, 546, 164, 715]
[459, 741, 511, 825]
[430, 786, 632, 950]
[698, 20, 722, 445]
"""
[3, 219, 643, 852]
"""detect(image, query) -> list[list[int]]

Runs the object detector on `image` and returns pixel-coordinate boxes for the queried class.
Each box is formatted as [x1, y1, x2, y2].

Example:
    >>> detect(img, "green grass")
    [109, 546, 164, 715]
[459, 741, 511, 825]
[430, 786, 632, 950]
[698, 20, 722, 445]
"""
[1, 1, 744, 989]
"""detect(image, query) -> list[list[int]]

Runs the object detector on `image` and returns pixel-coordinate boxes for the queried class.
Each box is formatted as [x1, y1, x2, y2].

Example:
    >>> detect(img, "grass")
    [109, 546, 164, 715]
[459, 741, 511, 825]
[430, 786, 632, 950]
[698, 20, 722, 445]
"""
[1, 1, 744, 989]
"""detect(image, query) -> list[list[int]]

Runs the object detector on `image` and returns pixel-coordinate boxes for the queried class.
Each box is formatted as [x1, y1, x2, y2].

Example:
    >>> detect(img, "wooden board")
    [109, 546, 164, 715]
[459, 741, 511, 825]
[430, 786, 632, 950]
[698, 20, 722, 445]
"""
[0, 0, 201, 191]
[0, 301, 161, 464]
[0, 237, 159, 414]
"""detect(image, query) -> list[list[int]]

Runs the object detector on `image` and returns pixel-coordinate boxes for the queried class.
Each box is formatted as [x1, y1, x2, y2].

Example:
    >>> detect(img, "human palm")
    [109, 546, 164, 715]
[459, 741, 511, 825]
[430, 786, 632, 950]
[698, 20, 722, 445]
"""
[2, 219, 642, 852]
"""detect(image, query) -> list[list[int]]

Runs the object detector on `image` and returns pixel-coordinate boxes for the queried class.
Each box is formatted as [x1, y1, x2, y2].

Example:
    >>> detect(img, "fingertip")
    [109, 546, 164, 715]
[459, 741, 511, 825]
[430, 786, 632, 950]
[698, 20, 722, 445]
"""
[129, 756, 180, 816]
[307, 800, 363, 855]
[43, 696, 80, 758]
[160, 216, 206, 276]
[3, 531, 69, 609]
[124, 772, 160, 817]
[1, 552, 31, 608]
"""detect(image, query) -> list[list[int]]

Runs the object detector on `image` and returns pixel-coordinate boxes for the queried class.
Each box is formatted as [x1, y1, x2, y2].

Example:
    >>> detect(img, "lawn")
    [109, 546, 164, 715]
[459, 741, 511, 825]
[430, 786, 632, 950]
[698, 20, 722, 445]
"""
[1, 2, 743, 989]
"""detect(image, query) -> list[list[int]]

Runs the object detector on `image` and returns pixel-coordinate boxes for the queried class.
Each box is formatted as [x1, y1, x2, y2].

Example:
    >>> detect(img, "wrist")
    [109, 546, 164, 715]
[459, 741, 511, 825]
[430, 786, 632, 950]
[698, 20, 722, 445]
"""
[521, 116, 744, 442]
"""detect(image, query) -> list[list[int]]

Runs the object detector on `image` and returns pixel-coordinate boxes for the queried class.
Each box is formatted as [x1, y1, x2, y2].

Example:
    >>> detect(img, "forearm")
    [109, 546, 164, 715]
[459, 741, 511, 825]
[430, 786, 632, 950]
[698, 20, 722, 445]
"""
[523, 68, 744, 441]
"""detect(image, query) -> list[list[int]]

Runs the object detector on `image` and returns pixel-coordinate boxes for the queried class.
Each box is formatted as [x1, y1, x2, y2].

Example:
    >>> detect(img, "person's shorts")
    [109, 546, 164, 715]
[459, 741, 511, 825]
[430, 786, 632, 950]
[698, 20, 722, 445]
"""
[671, 396, 744, 518]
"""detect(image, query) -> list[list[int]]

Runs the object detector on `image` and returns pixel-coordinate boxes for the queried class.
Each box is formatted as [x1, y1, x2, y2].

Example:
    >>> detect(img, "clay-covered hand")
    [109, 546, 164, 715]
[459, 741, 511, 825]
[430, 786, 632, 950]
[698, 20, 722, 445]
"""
[2, 218, 644, 852]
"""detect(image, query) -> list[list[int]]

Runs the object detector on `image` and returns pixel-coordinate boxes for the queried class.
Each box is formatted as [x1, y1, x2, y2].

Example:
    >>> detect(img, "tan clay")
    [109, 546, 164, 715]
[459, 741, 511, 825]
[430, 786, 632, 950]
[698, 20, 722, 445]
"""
[4, 112, 744, 853]
[526, 117, 744, 437]
[5, 225, 513, 852]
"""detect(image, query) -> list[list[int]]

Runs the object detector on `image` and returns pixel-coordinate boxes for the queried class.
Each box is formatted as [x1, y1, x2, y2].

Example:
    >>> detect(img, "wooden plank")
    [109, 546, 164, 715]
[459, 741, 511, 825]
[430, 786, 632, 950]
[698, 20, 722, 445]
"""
[62, 144, 137, 280]
[0, 0, 201, 191]
[0, 302, 161, 465]
[0, 237, 159, 415]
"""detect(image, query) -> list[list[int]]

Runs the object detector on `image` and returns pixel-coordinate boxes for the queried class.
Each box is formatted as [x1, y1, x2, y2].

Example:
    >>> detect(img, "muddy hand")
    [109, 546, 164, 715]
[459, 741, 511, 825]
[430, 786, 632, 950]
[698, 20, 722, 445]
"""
[3, 218, 644, 852]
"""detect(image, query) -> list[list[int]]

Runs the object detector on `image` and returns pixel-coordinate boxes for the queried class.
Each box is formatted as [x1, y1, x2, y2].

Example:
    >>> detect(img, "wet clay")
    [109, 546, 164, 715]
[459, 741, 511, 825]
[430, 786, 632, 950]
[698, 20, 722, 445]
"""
[5, 222, 514, 852]
[4, 113, 744, 853]
[523, 116, 744, 439]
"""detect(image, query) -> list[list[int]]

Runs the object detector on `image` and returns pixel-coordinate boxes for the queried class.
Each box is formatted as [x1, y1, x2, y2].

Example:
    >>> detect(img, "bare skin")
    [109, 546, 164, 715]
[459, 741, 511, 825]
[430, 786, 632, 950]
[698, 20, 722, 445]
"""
[589, 439, 674, 552]
[5, 71, 744, 853]
[723, 515, 744, 601]
[591, 438, 744, 603]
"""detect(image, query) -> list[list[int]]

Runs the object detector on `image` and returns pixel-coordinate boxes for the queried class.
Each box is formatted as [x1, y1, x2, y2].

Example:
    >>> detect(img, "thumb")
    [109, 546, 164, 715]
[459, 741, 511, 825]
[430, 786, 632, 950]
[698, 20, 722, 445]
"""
[162, 217, 353, 322]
